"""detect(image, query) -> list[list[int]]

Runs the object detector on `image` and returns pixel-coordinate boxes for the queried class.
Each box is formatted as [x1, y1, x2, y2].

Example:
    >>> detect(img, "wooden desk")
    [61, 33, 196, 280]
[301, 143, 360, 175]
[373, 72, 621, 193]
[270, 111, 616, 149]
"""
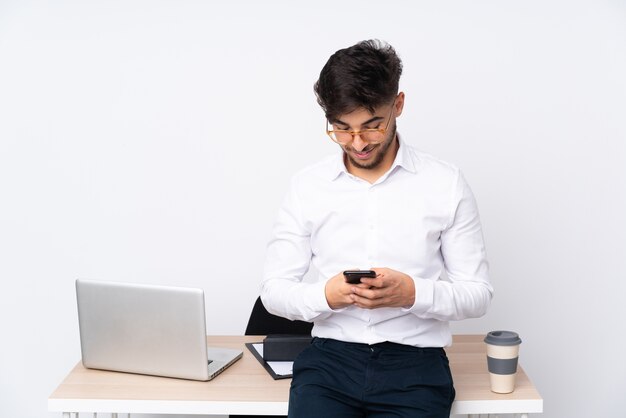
[49, 335, 543, 417]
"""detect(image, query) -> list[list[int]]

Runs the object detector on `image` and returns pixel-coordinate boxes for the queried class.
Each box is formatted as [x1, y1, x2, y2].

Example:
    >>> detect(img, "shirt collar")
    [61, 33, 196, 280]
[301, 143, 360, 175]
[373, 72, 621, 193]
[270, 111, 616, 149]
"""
[328, 134, 417, 181]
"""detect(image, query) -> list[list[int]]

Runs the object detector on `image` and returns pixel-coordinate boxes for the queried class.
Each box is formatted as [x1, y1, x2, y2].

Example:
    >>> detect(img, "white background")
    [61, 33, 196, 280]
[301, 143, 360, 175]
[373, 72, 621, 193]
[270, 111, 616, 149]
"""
[1, 1, 625, 417]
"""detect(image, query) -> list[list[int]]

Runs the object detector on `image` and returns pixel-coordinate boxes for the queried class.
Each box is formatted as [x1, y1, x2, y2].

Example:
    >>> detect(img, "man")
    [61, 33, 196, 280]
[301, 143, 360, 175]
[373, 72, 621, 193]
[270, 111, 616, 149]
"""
[261, 40, 493, 418]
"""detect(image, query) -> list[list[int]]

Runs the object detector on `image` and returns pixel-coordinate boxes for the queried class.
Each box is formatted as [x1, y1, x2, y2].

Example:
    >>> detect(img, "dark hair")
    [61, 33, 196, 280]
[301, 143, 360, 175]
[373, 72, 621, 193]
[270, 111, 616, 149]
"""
[314, 39, 403, 121]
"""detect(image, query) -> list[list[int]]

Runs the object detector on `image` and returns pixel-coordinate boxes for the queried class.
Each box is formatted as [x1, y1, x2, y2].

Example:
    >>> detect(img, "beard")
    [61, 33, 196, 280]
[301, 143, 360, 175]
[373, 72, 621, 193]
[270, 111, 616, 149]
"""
[344, 125, 397, 170]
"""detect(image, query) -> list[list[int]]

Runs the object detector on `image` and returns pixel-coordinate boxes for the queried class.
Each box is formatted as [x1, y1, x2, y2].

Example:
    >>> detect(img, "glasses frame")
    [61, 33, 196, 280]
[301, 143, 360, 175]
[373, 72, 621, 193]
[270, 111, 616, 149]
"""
[326, 100, 396, 145]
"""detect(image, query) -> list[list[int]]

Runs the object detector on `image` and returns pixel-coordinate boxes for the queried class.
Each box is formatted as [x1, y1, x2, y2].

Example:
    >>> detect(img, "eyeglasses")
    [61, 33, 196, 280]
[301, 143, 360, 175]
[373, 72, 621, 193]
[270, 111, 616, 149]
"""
[326, 101, 396, 145]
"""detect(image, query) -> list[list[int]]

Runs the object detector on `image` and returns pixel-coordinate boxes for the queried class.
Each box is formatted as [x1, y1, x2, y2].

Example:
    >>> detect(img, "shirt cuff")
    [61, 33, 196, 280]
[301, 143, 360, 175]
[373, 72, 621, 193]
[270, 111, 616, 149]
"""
[307, 277, 348, 316]
[402, 276, 434, 315]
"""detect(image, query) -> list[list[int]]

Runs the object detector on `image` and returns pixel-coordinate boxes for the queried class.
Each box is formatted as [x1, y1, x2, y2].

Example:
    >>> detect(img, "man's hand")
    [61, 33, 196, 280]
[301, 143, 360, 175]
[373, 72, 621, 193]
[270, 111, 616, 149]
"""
[325, 271, 371, 309]
[349, 268, 416, 309]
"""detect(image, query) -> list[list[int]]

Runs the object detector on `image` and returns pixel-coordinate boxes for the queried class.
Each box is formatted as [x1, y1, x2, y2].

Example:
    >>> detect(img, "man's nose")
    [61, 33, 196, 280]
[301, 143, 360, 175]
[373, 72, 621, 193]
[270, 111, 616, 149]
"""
[351, 133, 367, 151]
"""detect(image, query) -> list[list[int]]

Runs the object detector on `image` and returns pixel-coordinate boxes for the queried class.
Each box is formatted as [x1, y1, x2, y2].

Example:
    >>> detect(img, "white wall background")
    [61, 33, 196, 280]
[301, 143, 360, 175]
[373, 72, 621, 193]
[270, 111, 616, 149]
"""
[1, 1, 625, 417]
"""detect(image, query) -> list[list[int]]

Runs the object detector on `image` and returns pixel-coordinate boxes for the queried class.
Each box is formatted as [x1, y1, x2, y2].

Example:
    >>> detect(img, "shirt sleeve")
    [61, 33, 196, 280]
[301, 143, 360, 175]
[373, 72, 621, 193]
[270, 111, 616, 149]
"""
[260, 176, 334, 322]
[408, 170, 493, 320]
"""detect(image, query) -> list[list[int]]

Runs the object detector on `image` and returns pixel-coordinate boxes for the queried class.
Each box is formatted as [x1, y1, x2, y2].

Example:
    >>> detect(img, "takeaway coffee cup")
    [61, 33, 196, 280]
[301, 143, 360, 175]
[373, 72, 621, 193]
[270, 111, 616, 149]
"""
[484, 330, 522, 393]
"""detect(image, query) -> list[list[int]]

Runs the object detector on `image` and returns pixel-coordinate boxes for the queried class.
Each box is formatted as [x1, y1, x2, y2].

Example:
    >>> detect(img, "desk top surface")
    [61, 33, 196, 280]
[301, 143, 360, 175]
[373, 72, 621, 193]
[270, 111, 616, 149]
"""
[49, 335, 542, 414]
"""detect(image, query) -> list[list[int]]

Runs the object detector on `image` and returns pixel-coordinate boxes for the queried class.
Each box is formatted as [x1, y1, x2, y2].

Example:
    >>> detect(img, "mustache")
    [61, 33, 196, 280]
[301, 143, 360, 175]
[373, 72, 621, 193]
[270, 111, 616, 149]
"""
[346, 144, 377, 153]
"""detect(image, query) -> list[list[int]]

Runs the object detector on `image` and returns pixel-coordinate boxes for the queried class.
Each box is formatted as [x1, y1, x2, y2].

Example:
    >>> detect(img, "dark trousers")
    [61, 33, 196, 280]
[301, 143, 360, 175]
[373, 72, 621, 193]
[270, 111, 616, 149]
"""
[288, 338, 455, 418]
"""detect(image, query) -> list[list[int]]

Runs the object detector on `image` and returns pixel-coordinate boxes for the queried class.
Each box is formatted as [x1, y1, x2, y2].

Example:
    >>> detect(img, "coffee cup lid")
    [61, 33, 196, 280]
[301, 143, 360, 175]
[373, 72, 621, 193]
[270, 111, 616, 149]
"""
[484, 330, 522, 346]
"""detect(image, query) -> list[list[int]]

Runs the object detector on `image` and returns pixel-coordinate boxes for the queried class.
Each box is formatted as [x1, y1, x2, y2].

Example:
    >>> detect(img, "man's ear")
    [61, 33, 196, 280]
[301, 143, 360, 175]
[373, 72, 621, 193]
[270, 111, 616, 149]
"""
[394, 92, 405, 117]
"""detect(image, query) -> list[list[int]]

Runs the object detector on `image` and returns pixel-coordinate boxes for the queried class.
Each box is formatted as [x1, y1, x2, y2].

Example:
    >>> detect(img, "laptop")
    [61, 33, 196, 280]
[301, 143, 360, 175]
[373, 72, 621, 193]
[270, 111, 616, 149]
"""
[76, 279, 243, 381]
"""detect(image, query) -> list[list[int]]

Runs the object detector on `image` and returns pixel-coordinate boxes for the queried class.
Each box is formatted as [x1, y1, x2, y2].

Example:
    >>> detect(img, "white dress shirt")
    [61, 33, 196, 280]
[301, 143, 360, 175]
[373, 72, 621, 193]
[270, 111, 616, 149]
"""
[261, 136, 493, 348]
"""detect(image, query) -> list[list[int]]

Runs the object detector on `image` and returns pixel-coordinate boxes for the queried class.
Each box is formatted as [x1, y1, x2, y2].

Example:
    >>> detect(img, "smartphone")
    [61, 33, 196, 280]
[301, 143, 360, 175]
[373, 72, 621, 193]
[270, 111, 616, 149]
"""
[343, 270, 376, 284]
